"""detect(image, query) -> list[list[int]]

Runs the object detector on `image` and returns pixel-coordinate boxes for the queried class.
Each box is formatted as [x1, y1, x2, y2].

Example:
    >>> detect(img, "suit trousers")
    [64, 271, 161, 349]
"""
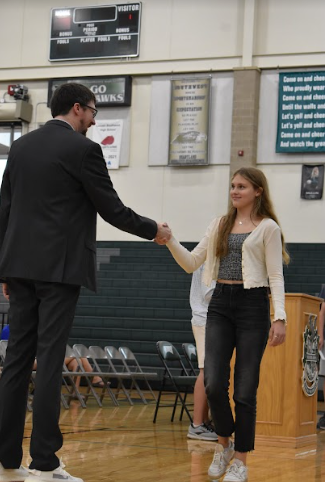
[0, 278, 80, 470]
[204, 283, 270, 452]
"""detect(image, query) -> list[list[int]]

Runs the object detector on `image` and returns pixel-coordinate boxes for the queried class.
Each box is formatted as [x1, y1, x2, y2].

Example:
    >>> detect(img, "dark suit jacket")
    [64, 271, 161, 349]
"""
[0, 120, 157, 291]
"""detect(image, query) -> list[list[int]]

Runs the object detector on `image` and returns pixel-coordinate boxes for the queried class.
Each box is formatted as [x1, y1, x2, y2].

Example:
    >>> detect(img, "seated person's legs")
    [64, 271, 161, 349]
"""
[65, 357, 105, 388]
[187, 325, 218, 441]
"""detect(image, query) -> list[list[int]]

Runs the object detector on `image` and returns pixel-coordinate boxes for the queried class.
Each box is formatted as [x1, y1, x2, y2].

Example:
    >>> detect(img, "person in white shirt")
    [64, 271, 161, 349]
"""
[187, 265, 217, 441]
[160, 167, 289, 482]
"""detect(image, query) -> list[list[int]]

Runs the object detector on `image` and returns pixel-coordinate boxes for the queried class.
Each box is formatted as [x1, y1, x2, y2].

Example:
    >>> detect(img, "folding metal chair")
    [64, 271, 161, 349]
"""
[153, 341, 197, 423]
[105, 345, 148, 405]
[72, 343, 107, 407]
[0, 339, 7, 367]
[119, 346, 158, 402]
[0, 340, 34, 411]
[182, 343, 199, 376]
[60, 345, 88, 408]
[87, 345, 120, 406]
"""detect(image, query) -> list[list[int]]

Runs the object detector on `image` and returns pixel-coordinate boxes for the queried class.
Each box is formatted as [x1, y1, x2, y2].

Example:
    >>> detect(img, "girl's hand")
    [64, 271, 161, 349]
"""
[268, 320, 286, 347]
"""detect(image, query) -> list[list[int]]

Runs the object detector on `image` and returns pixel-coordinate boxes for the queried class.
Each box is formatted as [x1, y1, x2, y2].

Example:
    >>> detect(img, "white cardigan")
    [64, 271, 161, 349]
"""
[166, 217, 286, 322]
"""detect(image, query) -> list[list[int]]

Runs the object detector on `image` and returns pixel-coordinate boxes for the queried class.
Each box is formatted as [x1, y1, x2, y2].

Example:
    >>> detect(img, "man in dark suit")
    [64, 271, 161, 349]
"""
[0, 82, 170, 482]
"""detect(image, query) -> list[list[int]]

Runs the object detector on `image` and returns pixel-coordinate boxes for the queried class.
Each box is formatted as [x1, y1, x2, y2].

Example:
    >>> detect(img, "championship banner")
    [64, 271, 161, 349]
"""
[169, 78, 210, 166]
[91, 119, 123, 169]
[276, 71, 325, 153]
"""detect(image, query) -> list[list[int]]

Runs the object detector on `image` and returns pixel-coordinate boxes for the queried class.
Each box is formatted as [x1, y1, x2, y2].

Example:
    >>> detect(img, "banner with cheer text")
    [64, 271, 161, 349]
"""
[276, 71, 325, 153]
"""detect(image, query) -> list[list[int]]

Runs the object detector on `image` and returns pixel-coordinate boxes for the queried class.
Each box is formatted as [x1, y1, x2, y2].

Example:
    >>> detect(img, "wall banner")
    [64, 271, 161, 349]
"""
[301, 164, 324, 200]
[168, 78, 210, 166]
[276, 71, 325, 153]
[91, 119, 123, 169]
[48, 76, 132, 107]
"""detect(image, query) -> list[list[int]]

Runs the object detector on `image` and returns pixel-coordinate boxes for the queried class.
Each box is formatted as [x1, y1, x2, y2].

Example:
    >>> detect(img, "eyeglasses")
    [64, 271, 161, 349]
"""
[81, 104, 98, 118]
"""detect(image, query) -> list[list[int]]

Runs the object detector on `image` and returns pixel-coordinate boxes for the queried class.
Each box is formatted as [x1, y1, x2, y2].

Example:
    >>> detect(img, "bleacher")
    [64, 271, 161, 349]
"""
[0, 241, 324, 380]
[69, 242, 195, 378]
[283, 243, 325, 295]
[68, 241, 325, 379]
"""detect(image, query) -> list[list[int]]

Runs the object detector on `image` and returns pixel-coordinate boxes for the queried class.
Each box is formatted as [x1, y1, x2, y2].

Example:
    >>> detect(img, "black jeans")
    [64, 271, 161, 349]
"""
[0, 278, 80, 470]
[204, 283, 270, 452]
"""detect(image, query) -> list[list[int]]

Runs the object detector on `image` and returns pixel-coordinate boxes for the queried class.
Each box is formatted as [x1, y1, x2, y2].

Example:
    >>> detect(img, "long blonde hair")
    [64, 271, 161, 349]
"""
[216, 167, 290, 264]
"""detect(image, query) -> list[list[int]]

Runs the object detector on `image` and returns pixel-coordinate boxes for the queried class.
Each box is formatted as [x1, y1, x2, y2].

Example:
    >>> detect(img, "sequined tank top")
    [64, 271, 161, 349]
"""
[218, 232, 251, 280]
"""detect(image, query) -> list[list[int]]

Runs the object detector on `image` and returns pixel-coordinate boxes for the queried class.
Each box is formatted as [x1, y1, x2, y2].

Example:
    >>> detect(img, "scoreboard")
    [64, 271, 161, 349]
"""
[49, 3, 141, 61]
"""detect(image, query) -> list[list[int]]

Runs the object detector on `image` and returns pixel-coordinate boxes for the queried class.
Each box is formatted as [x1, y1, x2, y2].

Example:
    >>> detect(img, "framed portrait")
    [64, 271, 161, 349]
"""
[301, 164, 324, 200]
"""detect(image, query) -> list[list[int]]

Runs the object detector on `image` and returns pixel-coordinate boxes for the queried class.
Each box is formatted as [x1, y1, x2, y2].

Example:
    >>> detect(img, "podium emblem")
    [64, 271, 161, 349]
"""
[302, 314, 319, 396]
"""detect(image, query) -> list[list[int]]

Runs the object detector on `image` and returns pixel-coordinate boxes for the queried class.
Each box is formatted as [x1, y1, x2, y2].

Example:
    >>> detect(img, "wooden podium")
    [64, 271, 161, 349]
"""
[230, 293, 321, 449]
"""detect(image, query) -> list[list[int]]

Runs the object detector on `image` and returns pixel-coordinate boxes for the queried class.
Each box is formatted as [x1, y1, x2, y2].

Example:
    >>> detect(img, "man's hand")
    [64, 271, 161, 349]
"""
[2, 283, 9, 301]
[155, 222, 172, 245]
[268, 320, 286, 347]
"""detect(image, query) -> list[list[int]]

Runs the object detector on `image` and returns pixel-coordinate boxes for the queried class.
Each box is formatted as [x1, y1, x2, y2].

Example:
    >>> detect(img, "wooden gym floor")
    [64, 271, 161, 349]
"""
[20, 395, 325, 482]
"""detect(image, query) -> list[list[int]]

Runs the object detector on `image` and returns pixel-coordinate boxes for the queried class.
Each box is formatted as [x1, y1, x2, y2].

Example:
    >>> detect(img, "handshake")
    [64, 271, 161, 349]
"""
[155, 222, 172, 245]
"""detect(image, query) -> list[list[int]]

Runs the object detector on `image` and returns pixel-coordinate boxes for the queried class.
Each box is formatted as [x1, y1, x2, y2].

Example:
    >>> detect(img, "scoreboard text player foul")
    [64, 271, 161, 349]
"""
[49, 3, 141, 61]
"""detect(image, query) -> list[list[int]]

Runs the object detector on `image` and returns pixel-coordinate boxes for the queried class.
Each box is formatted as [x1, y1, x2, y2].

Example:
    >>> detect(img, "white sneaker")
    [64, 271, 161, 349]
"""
[224, 459, 248, 482]
[208, 440, 235, 479]
[0, 462, 29, 481]
[26, 460, 84, 482]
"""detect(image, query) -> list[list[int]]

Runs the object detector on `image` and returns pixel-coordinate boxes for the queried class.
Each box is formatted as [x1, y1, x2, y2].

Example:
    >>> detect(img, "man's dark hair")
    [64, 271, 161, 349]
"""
[50, 82, 96, 118]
